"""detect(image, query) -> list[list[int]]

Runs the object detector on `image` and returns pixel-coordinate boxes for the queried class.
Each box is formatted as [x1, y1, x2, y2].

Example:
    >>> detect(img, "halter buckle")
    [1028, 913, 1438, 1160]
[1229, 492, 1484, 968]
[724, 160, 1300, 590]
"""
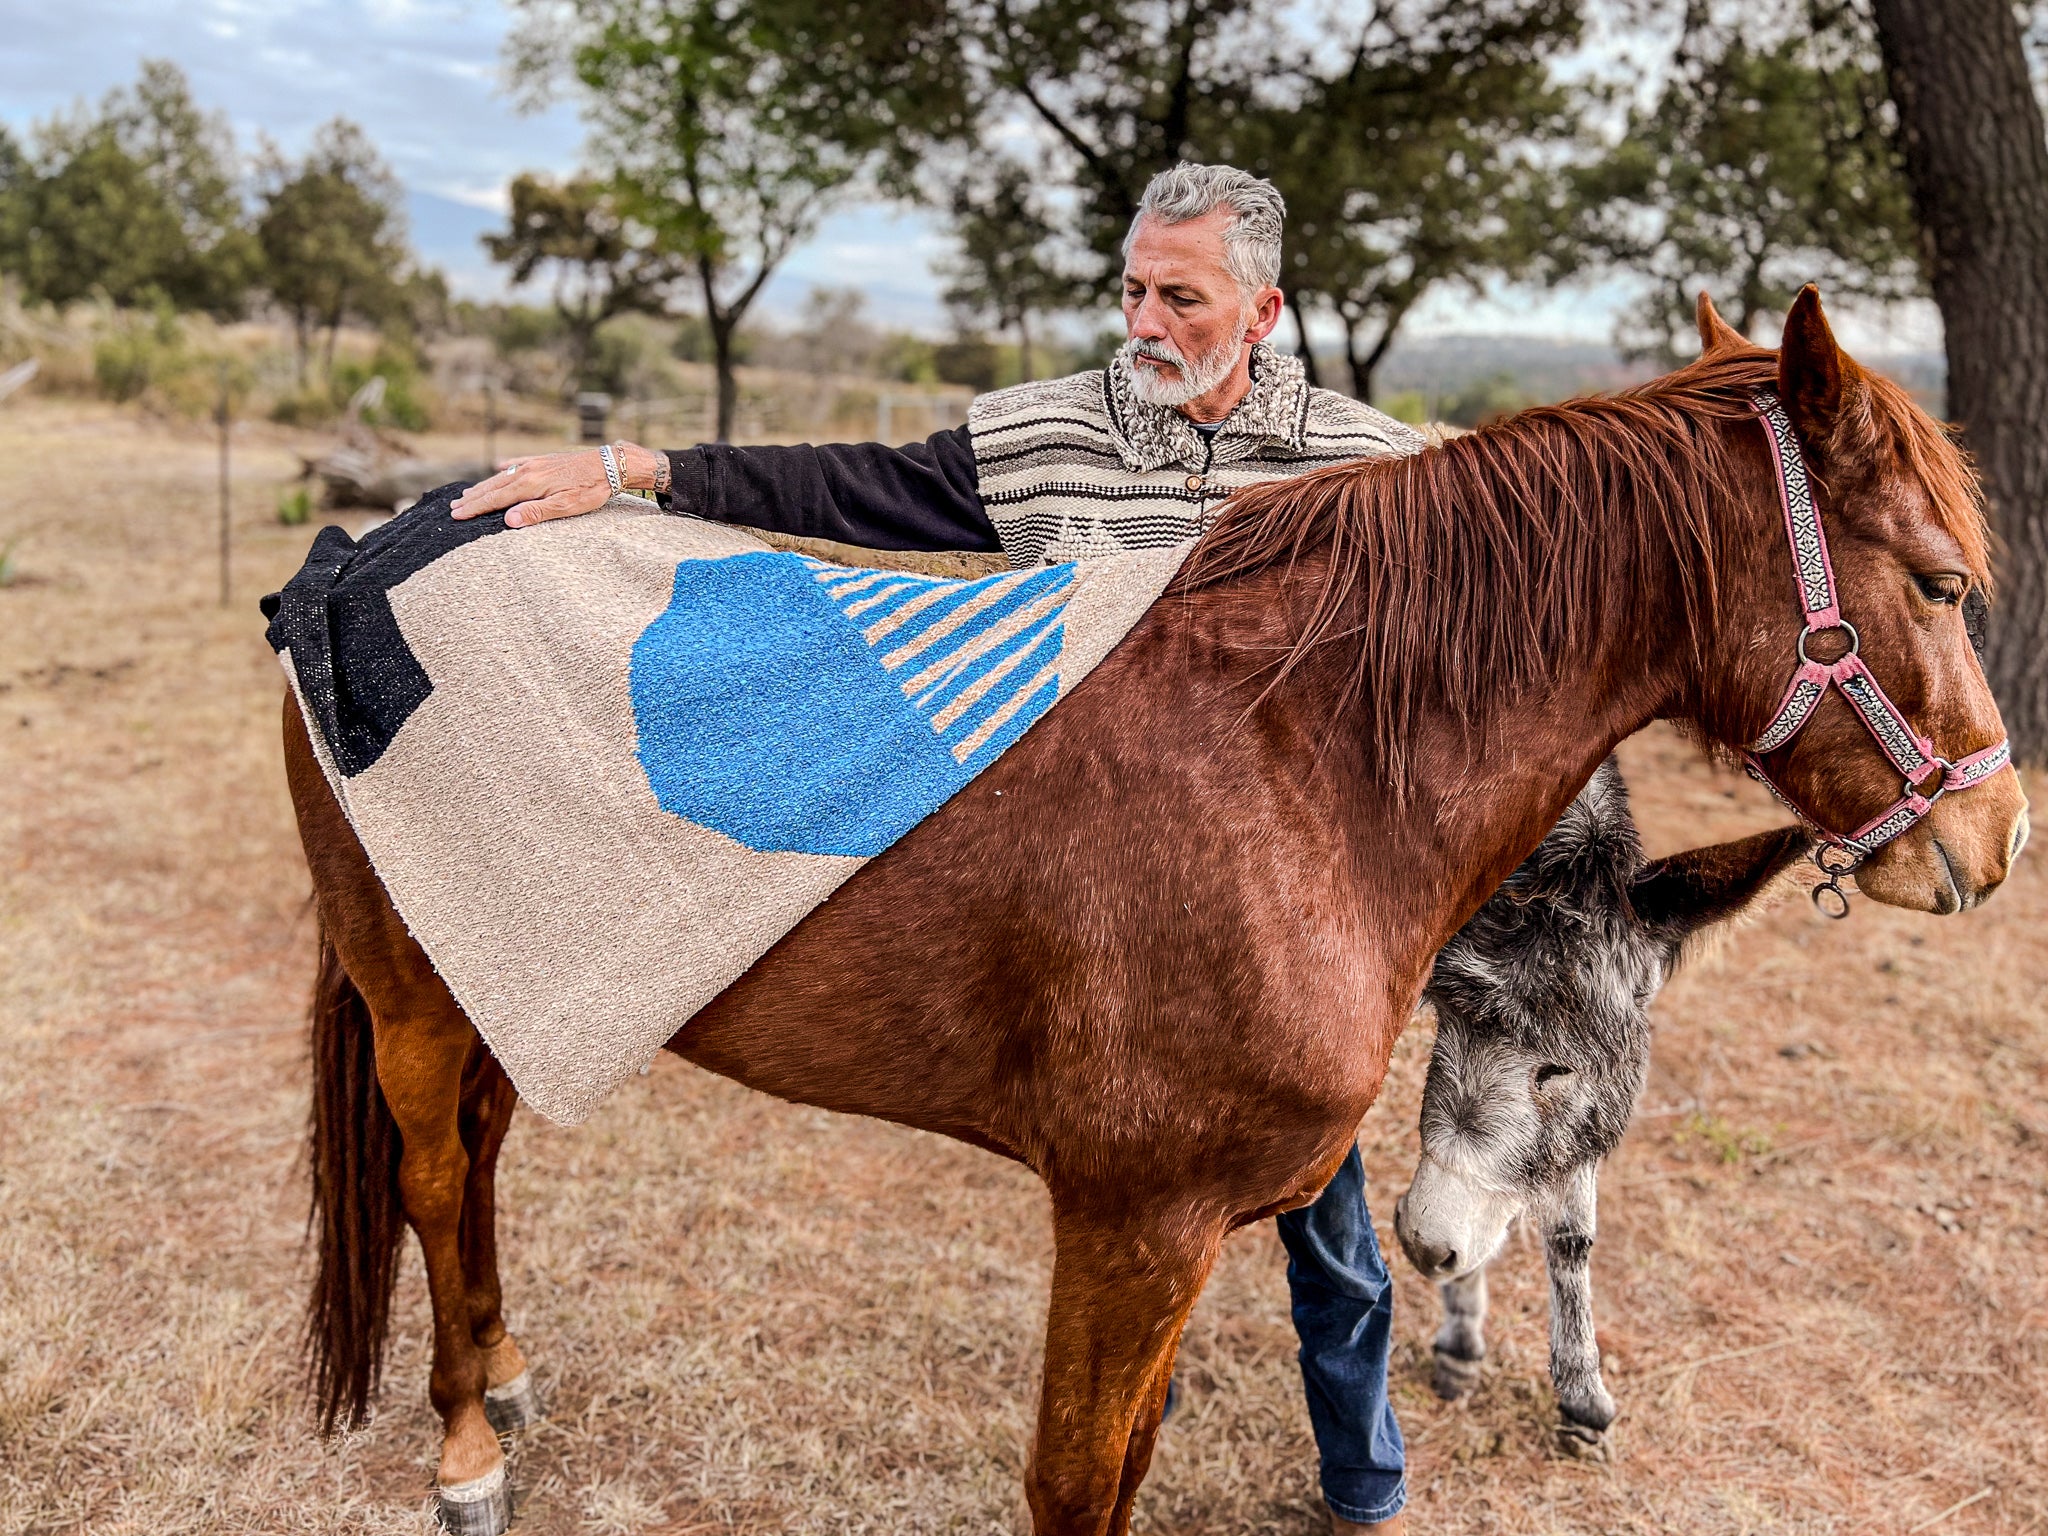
[1907, 756, 1954, 810]
[1796, 618, 1860, 666]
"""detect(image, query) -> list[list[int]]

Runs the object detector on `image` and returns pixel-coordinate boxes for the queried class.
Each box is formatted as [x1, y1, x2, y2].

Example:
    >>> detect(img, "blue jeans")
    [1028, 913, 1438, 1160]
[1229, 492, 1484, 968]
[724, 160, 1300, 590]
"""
[1275, 1144, 1407, 1524]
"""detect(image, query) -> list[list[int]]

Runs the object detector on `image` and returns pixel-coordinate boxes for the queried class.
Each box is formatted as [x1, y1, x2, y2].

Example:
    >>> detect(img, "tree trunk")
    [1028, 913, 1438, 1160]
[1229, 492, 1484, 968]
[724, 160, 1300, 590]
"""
[1017, 313, 1034, 385]
[1287, 290, 1322, 389]
[710, 316, 738, 443]
[1872, 0, 2048, 765]
[1352, 319, 1404, 407]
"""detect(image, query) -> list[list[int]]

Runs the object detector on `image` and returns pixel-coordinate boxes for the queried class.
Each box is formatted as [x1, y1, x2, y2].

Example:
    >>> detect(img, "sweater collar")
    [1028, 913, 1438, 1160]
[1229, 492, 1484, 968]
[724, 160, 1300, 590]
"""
[1102, 341, 1312, 473]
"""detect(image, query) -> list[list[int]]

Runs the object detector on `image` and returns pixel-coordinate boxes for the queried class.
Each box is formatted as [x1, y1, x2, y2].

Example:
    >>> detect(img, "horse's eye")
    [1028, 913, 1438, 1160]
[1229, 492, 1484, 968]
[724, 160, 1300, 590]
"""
[1913, 572, 1967, 606]
[1533, 1064, 1573, 1090]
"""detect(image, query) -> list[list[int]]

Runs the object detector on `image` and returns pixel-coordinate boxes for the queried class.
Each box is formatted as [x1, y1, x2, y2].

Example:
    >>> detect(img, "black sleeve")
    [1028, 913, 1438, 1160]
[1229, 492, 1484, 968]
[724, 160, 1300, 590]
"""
[661, 426, 999, 554]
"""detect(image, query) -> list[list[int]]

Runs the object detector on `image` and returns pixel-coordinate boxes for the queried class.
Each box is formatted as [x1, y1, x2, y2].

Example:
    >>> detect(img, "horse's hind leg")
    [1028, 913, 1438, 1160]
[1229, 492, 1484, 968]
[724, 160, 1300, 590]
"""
[1431, 1264, 1488, 1400]
[1546, 1164, 1615, 1457]
[289, 703, 511, 1531]
[458, 1055, 543, 1436]
[374, 1006, 514, 1530]
[1026, 1201, 1222, 1536]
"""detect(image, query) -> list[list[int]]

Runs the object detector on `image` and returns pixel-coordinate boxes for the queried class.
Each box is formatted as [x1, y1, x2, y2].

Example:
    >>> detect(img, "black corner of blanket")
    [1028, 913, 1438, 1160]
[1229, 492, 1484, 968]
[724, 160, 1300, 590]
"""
[261, 481, 511, 779]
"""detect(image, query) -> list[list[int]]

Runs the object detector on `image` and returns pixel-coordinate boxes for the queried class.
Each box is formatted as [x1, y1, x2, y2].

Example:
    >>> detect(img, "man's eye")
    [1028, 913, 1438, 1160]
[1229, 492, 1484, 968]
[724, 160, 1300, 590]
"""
[1913, 573, 1967, 605]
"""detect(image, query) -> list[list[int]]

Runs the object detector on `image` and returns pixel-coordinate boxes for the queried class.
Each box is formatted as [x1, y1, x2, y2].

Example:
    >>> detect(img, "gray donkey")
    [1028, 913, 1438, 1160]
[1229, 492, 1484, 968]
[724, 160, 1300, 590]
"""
[1394, 759, 1808, 1452]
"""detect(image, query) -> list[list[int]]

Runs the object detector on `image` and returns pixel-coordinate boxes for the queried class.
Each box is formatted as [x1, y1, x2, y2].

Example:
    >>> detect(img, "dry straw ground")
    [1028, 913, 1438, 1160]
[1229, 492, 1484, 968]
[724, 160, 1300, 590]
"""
[1, 398, 2043, 1536]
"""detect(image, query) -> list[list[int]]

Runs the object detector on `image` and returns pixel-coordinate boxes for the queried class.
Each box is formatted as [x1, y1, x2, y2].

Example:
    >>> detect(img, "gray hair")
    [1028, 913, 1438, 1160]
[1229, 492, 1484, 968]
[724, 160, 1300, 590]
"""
[1122, 162, 1286, 297]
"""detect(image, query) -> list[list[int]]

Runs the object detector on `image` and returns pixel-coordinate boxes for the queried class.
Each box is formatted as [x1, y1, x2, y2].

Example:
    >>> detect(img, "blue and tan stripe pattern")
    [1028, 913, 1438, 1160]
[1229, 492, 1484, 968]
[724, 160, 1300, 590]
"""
[968, 344, 1425, 568]
[808, 557, 1076, 766]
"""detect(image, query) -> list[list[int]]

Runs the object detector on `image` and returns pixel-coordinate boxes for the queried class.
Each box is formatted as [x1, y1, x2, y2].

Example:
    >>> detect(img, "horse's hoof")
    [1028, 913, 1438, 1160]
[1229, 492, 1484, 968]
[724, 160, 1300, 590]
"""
[1431, 1347, 1482, 1400]
[1553, 1419, 1611, 1461]
[436, 1463, 513, 1535]
[484, 1369, 544, 1436]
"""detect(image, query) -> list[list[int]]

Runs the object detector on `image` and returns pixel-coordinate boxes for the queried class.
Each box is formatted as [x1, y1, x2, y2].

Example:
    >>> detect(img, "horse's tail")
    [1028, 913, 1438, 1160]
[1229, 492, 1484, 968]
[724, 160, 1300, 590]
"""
[305, 925, 405, 1435]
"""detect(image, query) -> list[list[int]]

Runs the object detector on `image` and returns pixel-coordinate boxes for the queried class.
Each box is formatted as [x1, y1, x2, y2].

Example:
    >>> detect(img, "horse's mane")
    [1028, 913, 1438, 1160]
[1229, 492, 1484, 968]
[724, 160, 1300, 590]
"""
[1174, 347, 1988, 786]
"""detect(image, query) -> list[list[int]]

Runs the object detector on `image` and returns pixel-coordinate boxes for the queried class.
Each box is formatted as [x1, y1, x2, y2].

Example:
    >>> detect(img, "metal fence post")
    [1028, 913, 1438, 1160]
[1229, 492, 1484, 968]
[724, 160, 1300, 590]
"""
[217, 362, 231, 610]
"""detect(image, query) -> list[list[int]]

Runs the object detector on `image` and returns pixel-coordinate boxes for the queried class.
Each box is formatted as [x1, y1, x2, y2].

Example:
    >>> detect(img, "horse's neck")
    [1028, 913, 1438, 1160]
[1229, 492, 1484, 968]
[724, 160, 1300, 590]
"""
[1202, 457, 1730, 951]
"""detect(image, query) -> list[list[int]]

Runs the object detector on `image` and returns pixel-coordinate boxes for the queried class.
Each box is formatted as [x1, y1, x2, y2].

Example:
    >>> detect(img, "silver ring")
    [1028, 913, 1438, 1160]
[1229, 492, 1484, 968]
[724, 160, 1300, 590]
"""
[1796, 619, 1860, 665]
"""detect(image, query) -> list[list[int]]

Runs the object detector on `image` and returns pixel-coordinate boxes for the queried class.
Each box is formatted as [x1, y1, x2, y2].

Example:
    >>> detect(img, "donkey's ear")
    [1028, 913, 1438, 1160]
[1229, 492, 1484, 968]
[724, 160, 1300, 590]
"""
[1696, 291, 1749, 356]
[1778, 285, 1868, 443]
[1630, 826, 1810, 946]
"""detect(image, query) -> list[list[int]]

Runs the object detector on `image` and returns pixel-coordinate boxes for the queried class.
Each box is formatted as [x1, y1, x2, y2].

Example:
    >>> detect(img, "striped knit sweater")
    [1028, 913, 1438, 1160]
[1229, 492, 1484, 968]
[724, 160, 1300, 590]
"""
[968, 342, 1425, 568]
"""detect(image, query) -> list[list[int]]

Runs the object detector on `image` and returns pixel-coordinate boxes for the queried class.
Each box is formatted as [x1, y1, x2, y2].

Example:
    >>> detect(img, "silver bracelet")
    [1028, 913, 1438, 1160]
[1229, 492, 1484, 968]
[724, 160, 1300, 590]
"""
[598, 442, 623, 495]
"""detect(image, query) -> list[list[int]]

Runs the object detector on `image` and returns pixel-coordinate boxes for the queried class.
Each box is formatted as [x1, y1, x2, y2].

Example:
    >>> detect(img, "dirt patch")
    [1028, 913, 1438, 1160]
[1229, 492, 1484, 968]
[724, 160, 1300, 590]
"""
[0, 398, 2041, 1534]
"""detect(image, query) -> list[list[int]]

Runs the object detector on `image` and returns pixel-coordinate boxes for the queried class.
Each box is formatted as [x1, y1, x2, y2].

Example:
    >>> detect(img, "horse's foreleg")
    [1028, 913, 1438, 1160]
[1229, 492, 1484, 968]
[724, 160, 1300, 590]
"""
[1431, 1264, 1488, 1400]
[1546, 1164, 1615, 1456]
[1027, 1202, 1222, 1536]
[375, 1011, 510, 1529]
[457, 1055, 541, 1436]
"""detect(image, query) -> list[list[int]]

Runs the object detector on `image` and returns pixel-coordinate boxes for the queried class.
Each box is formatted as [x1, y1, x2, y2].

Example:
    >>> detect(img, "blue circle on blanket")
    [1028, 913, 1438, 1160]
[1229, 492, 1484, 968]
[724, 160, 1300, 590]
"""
[629, 551, 1066, 857]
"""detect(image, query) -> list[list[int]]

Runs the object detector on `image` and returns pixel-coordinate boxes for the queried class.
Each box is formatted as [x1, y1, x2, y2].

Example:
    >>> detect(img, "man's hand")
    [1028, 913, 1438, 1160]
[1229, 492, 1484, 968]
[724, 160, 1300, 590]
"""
[450, 443, 664, 528]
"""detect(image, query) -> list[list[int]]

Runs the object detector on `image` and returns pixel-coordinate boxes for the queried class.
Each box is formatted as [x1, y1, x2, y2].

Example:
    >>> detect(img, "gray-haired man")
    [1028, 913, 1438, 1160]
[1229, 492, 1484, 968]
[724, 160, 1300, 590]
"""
[452, 163, 1419, 1533]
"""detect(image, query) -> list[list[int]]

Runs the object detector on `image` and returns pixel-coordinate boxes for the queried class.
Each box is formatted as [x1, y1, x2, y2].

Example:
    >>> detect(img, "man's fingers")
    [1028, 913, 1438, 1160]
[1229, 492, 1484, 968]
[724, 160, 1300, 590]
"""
[453, 451, 606, 520]
[451, 464, 528, 518]
[503, 487, 608, 528]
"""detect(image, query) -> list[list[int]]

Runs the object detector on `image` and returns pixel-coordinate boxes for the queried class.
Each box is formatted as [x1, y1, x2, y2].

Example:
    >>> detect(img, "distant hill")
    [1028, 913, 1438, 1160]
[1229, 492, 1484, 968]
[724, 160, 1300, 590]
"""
[1327, 333, 1948, 415]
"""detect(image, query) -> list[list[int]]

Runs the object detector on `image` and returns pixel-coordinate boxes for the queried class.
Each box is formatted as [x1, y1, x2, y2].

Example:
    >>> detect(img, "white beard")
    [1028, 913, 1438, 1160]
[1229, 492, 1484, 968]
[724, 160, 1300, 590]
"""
[1121, 330, 1244, 410]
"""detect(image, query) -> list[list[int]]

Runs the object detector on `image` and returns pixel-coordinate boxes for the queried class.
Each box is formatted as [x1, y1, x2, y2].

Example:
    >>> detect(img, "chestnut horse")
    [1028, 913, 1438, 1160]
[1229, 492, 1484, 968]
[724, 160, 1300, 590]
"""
[288, 291, 2025, 1535]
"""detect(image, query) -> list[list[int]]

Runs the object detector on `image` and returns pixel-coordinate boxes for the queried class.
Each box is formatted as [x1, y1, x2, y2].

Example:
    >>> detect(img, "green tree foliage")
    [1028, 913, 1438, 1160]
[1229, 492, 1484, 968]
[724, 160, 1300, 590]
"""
[956, 0, 1261, 274]
[1, 60, 255, 314]
[508, 0, 970, 439]
[256, 118, 411, 384]
[1576, 9, 1921, 360]
[936, 0, 1586, 401]
[938, 162, 1084, 382]
[483, 173, 682, 393]
[1243, 1, 1585, 399]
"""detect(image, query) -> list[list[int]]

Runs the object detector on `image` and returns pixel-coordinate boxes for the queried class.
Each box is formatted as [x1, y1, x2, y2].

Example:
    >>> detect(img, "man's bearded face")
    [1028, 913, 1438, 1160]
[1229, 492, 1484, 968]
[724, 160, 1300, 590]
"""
[1120, 328, 1245, 409]
[1120, 207, 1260, 414]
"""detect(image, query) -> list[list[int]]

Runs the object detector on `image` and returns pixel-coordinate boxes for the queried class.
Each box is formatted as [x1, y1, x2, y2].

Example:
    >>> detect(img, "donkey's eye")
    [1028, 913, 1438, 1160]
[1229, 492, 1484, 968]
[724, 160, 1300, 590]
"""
[1913, 572, 1967, 606]
[1533, 1064, 1573, 1090]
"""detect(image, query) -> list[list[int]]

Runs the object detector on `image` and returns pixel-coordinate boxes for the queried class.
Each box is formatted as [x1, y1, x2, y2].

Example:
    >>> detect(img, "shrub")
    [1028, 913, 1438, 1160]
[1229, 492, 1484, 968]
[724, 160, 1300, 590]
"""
[277, 486, 312, 525]
[92, 307, 184, 402]
[329, 343, 430, 430]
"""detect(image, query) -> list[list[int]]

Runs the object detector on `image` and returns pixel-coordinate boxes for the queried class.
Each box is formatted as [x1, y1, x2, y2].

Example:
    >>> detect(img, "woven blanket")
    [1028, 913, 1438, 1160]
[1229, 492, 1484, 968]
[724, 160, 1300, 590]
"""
[264, 490, 1189, 1123]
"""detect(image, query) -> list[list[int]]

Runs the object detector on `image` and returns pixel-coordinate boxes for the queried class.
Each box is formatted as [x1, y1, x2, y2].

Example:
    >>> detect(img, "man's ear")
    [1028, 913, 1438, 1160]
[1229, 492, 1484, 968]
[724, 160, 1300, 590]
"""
[1778, 285, 1868, 445]
[1695, 291, 1749, 356]
[1630, 826, 1810, 948]
[1245, 284, 1285, 345]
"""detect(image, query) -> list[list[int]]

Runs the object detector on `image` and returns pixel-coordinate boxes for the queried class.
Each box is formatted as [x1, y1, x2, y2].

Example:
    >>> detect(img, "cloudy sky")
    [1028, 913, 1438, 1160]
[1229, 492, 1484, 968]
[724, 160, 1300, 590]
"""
[0, 0, 1939, 348]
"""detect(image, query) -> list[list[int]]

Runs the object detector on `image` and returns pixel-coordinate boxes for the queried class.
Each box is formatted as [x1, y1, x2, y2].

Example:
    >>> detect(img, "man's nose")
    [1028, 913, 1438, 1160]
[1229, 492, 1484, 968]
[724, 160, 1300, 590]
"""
[1126, 293, 1171, 341]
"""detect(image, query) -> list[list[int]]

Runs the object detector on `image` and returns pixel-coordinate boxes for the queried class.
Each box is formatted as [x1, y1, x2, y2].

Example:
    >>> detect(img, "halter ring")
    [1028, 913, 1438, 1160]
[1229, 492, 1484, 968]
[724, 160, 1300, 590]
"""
[1812, 880, 1852, 920]
[1906, 757, 1954, 810]
[1810, 884, 1859, 921]
[1796, 618, 1860, 666]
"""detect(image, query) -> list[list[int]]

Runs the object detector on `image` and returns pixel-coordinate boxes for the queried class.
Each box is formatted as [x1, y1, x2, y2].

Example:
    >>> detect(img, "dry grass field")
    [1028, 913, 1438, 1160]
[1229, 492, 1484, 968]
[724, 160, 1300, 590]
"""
[1, 397, 2043, 1536]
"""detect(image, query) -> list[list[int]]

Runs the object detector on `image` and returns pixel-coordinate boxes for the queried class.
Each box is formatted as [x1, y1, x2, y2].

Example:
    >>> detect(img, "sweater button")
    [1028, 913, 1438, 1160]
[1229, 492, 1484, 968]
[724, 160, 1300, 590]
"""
[1185, 474, 1204, 492]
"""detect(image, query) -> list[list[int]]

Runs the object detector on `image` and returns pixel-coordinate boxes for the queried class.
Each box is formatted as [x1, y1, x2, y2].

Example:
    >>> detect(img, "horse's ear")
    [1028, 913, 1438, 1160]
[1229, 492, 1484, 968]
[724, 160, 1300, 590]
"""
[1778, 285, 1868, 443]
[1695, 292, 1748, 356]
[1630, 826, 1810, 948]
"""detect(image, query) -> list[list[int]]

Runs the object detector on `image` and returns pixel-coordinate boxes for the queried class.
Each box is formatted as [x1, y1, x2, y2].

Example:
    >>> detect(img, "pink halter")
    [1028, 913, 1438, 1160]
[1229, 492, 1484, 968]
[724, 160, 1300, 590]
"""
[1741, 391, 2010, 917]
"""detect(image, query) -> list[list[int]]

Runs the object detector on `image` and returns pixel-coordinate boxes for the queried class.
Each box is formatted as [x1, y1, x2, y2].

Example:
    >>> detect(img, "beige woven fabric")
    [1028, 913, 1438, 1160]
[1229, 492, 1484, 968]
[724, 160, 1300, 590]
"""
[285, 500, 1187, 1123]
